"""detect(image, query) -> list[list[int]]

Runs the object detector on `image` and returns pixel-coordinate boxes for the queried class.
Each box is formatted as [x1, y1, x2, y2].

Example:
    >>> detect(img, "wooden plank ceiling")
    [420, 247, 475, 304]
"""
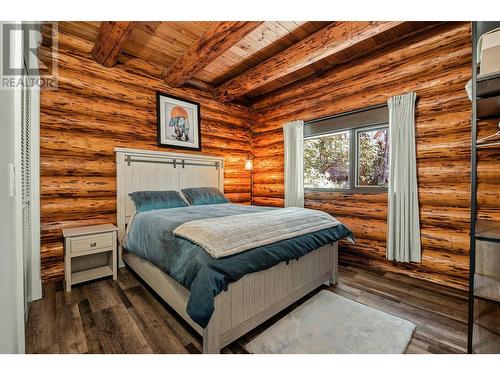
[60, 21, 442, 103]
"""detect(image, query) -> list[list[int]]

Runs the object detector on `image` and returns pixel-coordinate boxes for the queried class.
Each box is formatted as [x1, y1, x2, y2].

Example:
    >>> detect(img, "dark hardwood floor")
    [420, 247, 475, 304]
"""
[26, 263, 468, 354]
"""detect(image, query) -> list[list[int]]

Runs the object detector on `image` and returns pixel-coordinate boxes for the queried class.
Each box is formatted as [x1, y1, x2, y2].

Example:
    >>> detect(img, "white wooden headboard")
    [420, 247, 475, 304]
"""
[115, 147, 224, 265]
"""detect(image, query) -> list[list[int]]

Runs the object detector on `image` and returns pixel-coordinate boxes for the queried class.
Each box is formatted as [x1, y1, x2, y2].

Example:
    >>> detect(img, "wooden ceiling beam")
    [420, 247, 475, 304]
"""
[161, 21, 263, 87]
[92, 21, 135, 67]
[215, 21, 406, 101]
[185, 78, 216, 91]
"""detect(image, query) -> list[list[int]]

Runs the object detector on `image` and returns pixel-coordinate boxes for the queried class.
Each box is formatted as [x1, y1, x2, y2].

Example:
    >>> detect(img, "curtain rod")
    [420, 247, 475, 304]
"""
[305, 94, 419, 125]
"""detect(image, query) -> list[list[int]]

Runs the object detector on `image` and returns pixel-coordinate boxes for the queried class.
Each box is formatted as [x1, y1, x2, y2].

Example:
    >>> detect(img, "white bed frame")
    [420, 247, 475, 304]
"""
[115, 148, 338, 353]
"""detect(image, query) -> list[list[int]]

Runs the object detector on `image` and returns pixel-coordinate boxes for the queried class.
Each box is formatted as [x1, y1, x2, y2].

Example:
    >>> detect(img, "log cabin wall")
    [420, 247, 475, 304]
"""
[250, 22, 496, 290]
[39, 24, 252, 281]
[39, 21, 499, 289]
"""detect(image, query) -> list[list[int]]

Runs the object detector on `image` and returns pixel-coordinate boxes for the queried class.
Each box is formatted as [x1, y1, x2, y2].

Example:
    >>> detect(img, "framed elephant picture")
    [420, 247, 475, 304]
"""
[156, 91, 201, 151]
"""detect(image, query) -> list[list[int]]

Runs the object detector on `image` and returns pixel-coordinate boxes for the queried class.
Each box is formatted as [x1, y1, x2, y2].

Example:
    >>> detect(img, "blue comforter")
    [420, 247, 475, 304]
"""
[123, 203, 353, 328]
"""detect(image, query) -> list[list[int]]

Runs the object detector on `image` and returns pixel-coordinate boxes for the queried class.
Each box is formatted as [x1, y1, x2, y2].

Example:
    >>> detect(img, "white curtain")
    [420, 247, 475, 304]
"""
[386, 92, 421, 263]
[283, 120, 304, 208]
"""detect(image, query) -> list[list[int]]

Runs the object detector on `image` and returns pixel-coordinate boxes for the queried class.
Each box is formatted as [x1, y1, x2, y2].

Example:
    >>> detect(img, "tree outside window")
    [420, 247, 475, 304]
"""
[304, 125, 389, 192]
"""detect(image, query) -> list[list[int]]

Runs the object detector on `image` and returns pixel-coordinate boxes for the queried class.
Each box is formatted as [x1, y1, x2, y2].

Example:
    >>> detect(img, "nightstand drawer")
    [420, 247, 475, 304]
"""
[70, 233, 114, 254]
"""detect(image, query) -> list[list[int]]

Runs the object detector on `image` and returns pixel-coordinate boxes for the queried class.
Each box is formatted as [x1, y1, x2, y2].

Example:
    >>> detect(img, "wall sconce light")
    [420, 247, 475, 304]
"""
[245, 155, 254, 205]
[244, 156, 253, 171]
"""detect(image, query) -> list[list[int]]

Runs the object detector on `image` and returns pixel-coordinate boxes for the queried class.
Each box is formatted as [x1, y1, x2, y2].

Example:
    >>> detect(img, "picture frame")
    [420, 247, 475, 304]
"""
[156, 91, 202, 151]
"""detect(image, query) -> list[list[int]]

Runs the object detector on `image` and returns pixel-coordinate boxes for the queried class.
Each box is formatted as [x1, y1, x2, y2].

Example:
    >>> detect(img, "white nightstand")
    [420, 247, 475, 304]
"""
[62, 224, 118, 292]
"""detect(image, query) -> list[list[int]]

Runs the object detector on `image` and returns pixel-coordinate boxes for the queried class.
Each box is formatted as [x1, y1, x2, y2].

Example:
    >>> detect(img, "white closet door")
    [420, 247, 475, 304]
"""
[20, 80, 32, 318]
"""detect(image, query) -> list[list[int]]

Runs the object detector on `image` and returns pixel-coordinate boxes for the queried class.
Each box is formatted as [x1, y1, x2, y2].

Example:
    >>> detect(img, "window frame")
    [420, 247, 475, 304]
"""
[303, 129, 351, 191]
[303, 122, 389, 194]
[354, 124, 389, 192]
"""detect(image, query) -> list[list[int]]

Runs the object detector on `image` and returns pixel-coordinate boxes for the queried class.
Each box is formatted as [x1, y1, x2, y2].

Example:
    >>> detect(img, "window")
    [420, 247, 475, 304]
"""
[356, 126, 389, 188]
[304, 131, 350, 189]
[303, 105, 389, 192]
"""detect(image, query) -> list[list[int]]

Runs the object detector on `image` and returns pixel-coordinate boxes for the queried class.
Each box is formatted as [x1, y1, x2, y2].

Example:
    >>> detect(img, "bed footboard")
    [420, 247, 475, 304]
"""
[203, 242, 338, 353]
[123, 243, 338, 354]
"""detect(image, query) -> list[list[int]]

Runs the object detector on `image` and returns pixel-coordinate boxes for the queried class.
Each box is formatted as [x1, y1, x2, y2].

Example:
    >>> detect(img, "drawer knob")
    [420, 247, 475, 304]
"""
[90, 242, 97, 248]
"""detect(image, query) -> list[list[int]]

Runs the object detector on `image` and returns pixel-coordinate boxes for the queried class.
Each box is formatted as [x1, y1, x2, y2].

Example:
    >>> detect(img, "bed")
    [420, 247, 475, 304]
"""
[115, 148, 353, 353]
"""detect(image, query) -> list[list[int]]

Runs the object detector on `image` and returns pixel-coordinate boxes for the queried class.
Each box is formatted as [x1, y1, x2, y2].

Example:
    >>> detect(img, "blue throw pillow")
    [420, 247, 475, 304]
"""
[129, 190, 188, 213]
[181, 187, 230, 205]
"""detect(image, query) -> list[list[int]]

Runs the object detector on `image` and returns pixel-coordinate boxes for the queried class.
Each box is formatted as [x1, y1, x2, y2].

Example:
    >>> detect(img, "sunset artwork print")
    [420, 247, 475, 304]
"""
[157, 92, 201, 151]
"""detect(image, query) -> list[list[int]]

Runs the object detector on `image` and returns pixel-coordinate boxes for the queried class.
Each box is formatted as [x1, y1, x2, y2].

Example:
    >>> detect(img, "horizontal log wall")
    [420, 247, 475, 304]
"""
[250, 22, 494, 290]
[40, 22, 497, 291]
[39, 24, 252, 281]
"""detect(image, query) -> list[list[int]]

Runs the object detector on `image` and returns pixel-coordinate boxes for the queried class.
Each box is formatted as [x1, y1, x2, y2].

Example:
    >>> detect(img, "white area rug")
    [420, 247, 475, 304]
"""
[245, 290, 416, 354]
